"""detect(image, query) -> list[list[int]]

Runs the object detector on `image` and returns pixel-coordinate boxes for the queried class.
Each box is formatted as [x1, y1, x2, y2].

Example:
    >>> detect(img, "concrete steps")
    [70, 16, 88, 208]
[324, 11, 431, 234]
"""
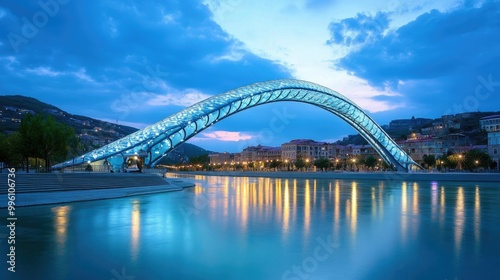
[0, 172, 169, 194]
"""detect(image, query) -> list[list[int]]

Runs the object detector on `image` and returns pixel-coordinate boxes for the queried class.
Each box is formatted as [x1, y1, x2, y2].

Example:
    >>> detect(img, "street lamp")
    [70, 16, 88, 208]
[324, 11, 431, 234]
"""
[458, 154, 462, 171]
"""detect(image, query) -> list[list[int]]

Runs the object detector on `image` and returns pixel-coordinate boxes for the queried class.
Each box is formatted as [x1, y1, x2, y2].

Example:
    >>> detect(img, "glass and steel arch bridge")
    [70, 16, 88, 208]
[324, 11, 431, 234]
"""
[52, 79, 419, 172]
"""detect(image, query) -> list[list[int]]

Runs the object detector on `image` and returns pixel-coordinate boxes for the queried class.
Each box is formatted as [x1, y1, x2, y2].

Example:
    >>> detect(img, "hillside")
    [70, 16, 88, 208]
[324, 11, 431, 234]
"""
[0, 95, 137, 136]
[337, 111, 498, 146]
[0, 95, 211, 163]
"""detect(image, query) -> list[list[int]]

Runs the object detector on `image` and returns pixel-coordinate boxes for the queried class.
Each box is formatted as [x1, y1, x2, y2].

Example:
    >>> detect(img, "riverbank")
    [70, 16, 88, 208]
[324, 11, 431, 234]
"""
[168, 170, 500, 182]
[0, 173, 195, 207]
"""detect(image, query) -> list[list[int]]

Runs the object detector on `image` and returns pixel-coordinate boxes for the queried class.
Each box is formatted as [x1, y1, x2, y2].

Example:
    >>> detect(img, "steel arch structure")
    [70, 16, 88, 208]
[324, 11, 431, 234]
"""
[53, 79, 418, 171]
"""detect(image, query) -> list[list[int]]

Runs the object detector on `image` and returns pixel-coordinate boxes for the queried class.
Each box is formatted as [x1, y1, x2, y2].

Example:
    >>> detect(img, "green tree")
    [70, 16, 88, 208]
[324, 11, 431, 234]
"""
[18, 114, 75, 172]
[444, 152, 458, 169]
[6, 133, 24, 167]
[247, 162, 255, 170]
[189, 154, 209, 164]
[41, 115, 75, 172]
[0, 134, 22, 167]
[364, 155, 377, 169]
[0, 134, 10, 165]
[269, 160, 281, 169]
[463, 149, 492, 171]
[314, 157, 330, 170]
[423, 154, 436, 169]
[294, 157, 305, 169]
[18, 114, 43, 172]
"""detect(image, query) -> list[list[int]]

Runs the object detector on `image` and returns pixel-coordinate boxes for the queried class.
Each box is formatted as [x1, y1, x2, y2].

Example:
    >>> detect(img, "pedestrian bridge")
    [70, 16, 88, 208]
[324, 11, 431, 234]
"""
[53, 79, 419, 172]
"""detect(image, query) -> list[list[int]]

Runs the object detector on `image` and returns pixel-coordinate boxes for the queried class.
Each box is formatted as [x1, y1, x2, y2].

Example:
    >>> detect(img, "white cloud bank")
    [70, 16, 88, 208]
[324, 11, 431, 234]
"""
[203, 0, 459, 112]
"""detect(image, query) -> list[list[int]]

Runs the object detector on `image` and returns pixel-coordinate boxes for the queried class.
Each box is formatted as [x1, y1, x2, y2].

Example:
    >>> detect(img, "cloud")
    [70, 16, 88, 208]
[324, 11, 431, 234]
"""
[327, 12, 390, 47]
[207, 42, 246, 63]
[26, 66, 61, 77]
[335, 1, 500, 115]
[147, 88, 211, 107]
[97, 118, 150, 129]
[191, 130, 253, 142]
[203, 0, 459, 113]
[1, 0, 497, 153]
[0, 0, 289, 126]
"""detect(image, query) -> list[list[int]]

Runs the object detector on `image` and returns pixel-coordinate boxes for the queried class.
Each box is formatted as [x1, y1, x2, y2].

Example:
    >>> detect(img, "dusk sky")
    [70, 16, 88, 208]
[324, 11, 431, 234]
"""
[1, 0, 499, 152]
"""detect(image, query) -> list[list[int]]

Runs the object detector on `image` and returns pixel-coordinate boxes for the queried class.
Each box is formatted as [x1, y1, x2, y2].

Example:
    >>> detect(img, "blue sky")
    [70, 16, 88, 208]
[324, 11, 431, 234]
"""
[1, 0, 499, 152]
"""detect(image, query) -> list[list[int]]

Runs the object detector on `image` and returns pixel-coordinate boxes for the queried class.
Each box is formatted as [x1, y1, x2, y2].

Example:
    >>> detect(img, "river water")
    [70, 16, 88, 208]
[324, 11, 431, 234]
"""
[2, 174, 500, 279]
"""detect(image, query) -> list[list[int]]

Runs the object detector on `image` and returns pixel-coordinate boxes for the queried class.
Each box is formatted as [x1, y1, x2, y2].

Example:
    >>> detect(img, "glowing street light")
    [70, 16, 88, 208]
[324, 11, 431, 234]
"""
[458, 154, 463, 171]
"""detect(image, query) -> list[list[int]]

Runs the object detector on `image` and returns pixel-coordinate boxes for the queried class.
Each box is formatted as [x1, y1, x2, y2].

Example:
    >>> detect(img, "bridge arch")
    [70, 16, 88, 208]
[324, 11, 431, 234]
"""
[53, 79, 418, 171]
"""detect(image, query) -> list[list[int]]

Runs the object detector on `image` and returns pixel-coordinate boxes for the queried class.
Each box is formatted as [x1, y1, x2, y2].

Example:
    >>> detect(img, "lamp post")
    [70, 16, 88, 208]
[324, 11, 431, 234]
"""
[458, 154, 462, 172]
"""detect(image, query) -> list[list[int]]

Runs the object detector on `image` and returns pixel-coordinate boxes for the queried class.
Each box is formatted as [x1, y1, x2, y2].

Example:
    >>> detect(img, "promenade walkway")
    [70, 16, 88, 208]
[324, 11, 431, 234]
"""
[0, 172, 195, 207]
[169, 170, 500, 182]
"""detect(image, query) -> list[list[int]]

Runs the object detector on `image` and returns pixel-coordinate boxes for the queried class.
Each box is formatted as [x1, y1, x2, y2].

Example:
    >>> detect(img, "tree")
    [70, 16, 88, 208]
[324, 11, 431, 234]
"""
[85, 164, 93, 172]
[18, 114, 43, 172]
[0, 134, 22, 167]
[0, 134, 11, 166]
[463, 149, 492, 171]
[440, 151, 458, 169]
[189, 154, 209, 164]
[314, 158, 330, 170]
[294, 157, 305, 169]
[364, 155, 377, 169]
[269, 160, 281, 169]
[423, 154, 436, 169]
[18, 114, 75, 172]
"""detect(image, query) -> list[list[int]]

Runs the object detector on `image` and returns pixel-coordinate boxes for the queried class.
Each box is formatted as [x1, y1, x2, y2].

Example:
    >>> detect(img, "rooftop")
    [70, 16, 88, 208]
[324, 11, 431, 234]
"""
[480, 114, 500, 120]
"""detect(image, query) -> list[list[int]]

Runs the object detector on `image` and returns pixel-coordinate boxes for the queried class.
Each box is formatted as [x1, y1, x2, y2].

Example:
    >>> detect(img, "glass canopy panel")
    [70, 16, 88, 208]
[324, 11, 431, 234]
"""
[184, 122, 197, 138]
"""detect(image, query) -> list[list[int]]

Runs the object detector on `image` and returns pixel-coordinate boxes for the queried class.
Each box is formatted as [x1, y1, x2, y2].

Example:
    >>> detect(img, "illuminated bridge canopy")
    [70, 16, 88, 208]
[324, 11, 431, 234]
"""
[53, 79, 419, 171]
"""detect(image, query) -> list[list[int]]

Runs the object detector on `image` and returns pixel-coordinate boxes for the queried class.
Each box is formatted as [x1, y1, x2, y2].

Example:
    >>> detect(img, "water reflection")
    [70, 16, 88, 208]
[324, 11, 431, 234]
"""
[440, 186, 445, 227]
[334, 181, 340, 242]
[371, 187, 376, 218]
[412, 183, 419, 216]
[52, 205, 71, 253]
[455, 187, 465, 257]
[474, 186, 481, 252]
[401, 182, 408, 244]
[283, 180, 290, 238]
[16, 174, 500, 280]
[431, 182, 438, 221]
[350, 182, 358, 241]
[377, 182, 384, 218]
[304, 179, 311, 238]
[185, 175, 492, 267]
[131, 200, 140, 260]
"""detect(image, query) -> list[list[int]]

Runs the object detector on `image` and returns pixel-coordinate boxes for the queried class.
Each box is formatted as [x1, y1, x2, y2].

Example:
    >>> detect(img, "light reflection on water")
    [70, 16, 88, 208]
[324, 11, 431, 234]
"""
[131, 200, 140, 261]
[52, 205, 71, 251]
[455, 187, 465, 257]
[4, 175, 500, 280]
